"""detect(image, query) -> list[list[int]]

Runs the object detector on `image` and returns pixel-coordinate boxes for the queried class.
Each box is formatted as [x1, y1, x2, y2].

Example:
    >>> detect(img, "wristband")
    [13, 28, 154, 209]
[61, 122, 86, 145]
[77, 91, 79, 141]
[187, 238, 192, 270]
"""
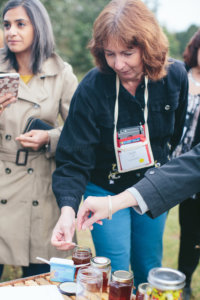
[107, 195, 112, 220]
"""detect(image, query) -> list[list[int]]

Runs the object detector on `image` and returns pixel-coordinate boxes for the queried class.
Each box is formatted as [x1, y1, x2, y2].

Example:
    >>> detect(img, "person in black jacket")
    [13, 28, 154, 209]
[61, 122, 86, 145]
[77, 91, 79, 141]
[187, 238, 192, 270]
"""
[51, 0, 188, 290]
[173, 29, 200, 300]
[77, 142, 200, 226]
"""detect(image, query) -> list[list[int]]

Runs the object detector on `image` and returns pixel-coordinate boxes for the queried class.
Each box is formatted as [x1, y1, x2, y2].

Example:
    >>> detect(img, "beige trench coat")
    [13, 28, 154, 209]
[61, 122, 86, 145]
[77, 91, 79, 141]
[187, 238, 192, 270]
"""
[0, 52, 78, 266]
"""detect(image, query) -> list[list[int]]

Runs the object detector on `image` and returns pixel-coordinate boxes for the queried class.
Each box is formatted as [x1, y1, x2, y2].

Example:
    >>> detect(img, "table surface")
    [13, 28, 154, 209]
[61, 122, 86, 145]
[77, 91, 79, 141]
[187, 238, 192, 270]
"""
[0, 272, 136, 299]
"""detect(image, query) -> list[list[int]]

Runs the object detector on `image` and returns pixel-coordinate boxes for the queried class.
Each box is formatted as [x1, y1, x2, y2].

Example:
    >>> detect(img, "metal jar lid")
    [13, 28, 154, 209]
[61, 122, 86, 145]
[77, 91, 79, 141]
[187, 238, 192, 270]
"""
[58, 282, 77, 296]
[148, 268, 186, 291]
[138, 283, 150, 295]
[112, 270, 133, 283]
[90, 256, 111, 269]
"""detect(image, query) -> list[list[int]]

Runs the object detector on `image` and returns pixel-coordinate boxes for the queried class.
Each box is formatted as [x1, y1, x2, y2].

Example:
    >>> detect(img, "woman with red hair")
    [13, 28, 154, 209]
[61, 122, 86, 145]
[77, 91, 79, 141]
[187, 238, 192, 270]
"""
[52, 0, 188, 291]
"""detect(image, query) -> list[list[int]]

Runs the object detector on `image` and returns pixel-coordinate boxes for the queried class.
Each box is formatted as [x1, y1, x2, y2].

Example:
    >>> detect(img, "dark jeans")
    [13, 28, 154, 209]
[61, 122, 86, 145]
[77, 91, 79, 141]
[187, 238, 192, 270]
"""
[0, 263, 50, 279]
[178, 195, 200, 287]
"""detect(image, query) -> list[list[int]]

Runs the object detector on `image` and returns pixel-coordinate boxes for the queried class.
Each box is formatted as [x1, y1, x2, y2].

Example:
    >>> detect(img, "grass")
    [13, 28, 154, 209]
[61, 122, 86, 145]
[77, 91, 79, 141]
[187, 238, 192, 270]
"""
[162, 206, 200, 299]
[1, 206, 200, 298]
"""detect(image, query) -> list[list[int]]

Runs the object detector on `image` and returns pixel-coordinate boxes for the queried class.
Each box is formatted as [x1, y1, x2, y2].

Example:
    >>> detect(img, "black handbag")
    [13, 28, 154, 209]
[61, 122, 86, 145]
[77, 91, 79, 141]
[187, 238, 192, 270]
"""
[23, 117, 53, 133]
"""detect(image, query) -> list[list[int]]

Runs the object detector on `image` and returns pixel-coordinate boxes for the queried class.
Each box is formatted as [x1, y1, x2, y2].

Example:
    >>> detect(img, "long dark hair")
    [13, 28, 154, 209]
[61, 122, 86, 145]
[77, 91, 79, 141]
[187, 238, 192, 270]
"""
[183, 29, 200, 68]
[2, 0, 55, 74]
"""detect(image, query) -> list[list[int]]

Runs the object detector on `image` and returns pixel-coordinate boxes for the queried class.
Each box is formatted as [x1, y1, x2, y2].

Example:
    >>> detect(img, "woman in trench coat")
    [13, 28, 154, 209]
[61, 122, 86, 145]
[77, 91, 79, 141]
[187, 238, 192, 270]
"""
[0, 0, 77, 278]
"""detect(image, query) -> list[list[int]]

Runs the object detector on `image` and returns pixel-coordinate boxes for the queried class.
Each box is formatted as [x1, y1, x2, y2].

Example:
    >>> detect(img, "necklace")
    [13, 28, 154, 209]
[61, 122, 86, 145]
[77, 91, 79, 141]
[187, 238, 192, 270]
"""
[189, 69, 200, 87]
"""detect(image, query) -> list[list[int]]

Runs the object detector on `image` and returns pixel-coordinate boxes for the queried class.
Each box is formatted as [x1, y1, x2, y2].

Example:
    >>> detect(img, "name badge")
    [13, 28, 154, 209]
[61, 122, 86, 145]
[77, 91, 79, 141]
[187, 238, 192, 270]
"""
[116, 125, 154, 172]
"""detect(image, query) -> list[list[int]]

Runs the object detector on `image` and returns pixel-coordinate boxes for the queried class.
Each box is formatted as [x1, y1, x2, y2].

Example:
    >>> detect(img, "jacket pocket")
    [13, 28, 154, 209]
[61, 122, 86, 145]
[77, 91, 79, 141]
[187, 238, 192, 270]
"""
[148, 93, 180, 138]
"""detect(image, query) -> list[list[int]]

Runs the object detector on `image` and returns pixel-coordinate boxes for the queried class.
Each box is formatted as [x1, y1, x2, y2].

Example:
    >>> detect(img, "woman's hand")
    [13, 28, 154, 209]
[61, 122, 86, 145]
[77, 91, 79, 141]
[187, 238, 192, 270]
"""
[77, 191, 138, 231]
[51, 206, 76, 250]
[0, 93, 17, 115]
[16, 130, 49, 151]
[77, 196, 107, 231]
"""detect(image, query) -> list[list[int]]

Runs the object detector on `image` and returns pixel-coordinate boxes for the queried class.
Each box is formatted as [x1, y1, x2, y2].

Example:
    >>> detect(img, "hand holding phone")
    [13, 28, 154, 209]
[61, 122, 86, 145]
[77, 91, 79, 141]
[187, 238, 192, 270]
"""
[0, 73, 19, 113]
[0, 73, 19, 98]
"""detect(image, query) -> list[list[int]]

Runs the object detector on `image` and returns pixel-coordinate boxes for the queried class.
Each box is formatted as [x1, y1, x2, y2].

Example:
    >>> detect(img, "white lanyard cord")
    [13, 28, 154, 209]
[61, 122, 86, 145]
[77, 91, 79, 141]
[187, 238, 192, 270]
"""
[113, 74, 154, 172]
[113, 75, 121, 169]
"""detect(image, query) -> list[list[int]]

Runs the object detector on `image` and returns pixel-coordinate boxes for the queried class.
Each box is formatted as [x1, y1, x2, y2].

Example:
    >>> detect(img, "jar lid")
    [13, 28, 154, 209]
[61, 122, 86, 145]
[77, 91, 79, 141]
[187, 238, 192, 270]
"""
[148, 268, 186, 291]
[112, 270, 133, 283]
[58, 282, 77, 296]
[90, 256, 111, 269]
[138, 283, 150, 295]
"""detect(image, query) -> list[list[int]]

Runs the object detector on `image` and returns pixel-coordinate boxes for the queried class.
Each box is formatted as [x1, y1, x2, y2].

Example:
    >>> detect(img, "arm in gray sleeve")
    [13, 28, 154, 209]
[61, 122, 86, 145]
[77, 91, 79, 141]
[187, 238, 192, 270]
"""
[133, 143, 200, 218]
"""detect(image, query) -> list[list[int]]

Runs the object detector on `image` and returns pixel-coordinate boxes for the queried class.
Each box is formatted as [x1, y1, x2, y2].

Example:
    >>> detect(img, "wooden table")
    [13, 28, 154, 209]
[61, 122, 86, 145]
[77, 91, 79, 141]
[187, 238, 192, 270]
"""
[0, 273, 109, 300]
[0, 272, 135, 299]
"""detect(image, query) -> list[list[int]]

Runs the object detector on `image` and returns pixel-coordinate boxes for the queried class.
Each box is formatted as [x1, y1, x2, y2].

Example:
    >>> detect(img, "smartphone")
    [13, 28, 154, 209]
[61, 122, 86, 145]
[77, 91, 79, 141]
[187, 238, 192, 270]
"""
[0, 73, 20, 98]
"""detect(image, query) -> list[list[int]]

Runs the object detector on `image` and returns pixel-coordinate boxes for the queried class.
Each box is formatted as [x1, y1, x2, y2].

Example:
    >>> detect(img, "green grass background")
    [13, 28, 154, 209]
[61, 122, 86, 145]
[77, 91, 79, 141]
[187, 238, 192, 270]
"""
[1, 206, 199, 298]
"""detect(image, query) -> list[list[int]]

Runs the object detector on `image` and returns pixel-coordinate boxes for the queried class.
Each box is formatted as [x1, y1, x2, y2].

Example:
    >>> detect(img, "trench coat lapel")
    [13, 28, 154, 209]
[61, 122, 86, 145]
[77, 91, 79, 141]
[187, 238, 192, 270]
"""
[18, 77, 48, 104]
[0, 52, 64, 105]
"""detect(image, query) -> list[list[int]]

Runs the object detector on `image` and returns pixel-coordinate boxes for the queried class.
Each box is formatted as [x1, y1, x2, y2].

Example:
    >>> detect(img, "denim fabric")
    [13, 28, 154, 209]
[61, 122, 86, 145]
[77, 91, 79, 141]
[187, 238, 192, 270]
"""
[85, 182, 167, 290]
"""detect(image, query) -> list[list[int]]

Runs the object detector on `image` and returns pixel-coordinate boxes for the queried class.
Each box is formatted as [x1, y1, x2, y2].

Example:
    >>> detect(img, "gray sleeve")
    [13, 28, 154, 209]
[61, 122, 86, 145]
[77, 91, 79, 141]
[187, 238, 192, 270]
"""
[133, 143, 200, 218]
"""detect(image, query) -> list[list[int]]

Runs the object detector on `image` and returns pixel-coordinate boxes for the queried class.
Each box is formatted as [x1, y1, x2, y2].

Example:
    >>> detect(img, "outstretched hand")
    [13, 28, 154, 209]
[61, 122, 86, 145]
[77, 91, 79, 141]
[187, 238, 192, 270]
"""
[77, 191, 138, 231]
[77, 196, 110, 231]
[51, 206, 76, 250]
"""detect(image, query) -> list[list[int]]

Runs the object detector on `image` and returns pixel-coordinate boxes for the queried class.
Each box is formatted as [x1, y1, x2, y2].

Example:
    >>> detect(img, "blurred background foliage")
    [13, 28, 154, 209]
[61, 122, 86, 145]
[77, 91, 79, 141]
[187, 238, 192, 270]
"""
[0, 0, 199, 75]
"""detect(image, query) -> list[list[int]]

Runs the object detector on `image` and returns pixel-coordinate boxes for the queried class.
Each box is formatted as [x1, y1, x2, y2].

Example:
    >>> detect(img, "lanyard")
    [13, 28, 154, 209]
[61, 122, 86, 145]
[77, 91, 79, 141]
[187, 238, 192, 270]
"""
[113, 74, 155, 173]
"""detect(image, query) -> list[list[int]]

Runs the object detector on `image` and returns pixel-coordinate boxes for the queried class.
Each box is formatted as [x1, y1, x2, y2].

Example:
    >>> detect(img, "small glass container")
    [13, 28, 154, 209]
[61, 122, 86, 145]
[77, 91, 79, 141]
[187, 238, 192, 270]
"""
[136, 283, 151, 300]
[76, 266, 103, 300]
[109, 270, 134, 300]
[147, 267, 186, 300]
[90, 256, 111, 293]
[72, 246, 92, 278]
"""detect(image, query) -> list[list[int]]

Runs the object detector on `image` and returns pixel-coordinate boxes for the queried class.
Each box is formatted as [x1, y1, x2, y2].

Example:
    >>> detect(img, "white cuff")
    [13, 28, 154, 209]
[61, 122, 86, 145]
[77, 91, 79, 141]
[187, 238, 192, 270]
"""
[127, 187, 149, 214]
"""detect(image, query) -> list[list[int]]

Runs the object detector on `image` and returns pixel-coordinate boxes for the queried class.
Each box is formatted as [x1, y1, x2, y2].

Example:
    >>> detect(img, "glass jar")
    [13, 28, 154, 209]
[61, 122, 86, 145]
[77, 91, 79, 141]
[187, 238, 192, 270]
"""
[147, 267, 186, 300]
[136, 283, 151, 300]
[90, 256, 111, 293]
[109, 270, 134, 300]
[72, 246, 92, 278]
[76, 266, 103, 300]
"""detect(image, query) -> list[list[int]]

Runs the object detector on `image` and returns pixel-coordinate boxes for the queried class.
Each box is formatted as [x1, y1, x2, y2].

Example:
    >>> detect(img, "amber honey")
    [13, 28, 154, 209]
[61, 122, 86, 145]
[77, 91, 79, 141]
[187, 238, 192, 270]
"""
[109, 270, 133, 300]
[72, 246, 92, 278]
[90, 256, 111, 293]
[76, 266, 102, 300]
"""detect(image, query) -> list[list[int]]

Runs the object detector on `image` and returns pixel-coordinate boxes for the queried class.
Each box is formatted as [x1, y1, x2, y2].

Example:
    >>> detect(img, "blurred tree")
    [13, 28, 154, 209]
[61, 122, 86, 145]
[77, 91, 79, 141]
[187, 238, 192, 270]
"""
[0, 0, 199, 74]
[163, 27, 181, 59]
[176, 25, 199, 57]
[60, 0, 109, 73]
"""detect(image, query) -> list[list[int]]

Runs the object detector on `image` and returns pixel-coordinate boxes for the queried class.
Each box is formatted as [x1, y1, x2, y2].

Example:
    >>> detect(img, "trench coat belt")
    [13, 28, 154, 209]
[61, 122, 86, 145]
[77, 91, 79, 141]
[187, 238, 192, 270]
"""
[0, 148, 42, 164]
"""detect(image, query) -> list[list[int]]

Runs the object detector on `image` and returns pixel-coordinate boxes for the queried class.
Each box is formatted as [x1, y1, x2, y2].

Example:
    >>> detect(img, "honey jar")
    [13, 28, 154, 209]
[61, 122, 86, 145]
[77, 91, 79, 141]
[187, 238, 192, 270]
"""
[109, 270, 134, 300]
[136, 283, 151, 300]
[72, 246, 92, 278]
[76, 266, 102, 300]
[90, 256, 111, 293]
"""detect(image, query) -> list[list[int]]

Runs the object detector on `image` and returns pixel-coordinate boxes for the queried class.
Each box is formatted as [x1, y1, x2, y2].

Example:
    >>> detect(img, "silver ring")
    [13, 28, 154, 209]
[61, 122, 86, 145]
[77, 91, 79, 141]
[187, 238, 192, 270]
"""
[0, 104, 3, 112]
